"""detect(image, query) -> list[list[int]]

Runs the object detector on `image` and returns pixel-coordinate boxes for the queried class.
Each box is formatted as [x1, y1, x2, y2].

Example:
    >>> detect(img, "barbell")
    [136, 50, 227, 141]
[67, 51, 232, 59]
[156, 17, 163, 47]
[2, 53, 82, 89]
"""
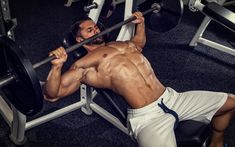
[0, 0, 183, 116]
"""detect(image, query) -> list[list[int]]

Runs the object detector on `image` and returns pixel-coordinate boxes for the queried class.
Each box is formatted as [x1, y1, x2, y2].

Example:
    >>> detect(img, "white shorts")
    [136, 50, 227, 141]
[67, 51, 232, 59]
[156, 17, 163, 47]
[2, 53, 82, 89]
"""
[127, 87, 228, 147]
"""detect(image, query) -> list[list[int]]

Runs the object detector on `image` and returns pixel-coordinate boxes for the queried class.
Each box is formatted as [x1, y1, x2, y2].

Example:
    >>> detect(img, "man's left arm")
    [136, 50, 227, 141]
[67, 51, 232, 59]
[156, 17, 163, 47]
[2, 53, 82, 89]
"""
[130, 12, 146, 50]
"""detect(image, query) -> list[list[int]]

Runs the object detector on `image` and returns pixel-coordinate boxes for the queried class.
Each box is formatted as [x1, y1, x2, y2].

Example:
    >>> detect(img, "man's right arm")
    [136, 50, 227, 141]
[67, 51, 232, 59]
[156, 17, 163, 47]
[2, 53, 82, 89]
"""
[44, 64, 63, 101]
[44, 47, 84, 102]
[44, 66, 84, 102]
[130, 12, 146, 50]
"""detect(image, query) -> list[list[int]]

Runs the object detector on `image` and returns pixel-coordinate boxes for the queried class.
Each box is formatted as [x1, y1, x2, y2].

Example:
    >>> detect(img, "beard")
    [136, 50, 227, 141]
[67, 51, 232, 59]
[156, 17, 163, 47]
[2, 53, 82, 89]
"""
[85, 36, 105, 45]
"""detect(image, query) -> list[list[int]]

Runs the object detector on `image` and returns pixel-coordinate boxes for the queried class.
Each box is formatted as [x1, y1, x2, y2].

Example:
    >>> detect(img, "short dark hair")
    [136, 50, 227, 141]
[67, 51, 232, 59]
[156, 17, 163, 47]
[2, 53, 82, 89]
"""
[70, 16, 92, 38]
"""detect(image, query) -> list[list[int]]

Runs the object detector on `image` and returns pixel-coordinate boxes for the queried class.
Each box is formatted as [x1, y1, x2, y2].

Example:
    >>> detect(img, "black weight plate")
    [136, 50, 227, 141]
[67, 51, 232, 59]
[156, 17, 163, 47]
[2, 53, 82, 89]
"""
[151, 0, 184, 32]
[139, 0, 184, 33]
[0, 36, 43, 116]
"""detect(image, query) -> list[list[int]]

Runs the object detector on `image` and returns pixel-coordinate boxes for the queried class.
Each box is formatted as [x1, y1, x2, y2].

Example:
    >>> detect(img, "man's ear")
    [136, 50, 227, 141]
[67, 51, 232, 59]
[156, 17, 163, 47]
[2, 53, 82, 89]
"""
[76, 36, 83, 43]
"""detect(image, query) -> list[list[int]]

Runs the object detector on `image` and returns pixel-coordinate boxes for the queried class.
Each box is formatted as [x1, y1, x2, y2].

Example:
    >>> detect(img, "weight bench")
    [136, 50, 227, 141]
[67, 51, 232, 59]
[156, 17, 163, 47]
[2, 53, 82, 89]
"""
[188, 0, 235, 56]
[62, 31, 211, 147]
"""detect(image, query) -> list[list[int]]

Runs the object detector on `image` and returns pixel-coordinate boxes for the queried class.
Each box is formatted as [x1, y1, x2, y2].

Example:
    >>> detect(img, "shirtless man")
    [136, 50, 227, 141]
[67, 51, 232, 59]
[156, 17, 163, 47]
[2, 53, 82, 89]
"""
[44, 12, 235, 147]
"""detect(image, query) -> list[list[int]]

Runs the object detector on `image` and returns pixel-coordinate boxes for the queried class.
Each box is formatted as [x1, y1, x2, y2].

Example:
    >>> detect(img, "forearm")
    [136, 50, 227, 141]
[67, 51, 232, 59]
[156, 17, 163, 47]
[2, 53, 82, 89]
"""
[44, 64, 63, 99]
[131, 22, 146, 49]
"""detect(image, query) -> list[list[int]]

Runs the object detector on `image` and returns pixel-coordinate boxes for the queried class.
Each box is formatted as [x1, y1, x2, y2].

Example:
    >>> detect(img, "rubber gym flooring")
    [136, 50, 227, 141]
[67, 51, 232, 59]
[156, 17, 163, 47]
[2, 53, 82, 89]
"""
[0, 0, 235, 146]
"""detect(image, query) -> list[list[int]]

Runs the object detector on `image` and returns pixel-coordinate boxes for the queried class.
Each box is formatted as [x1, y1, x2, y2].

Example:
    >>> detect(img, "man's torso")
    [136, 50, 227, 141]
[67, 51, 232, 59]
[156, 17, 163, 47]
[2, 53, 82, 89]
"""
[74, 41, 165, 108]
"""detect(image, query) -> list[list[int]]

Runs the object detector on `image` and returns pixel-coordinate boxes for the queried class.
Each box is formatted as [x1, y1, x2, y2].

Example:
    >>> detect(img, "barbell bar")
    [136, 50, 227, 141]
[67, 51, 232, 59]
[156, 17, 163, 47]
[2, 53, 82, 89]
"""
[32, 4, 160, 69]
[0, 0, 184, 116]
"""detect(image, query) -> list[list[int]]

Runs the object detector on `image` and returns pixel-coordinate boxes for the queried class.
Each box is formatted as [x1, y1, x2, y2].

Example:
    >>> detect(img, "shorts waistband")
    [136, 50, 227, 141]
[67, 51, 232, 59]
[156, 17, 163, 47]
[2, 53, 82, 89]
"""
[127, 87, 171, 116]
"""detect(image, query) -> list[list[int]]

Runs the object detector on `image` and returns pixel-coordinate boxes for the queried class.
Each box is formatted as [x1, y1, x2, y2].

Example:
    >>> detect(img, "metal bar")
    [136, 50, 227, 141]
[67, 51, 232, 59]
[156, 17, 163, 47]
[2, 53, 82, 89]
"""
[25, 101, 86, 130]
[90, 103, 129, 135]
[0, 94, 13, 126]
[102, 91, 126, 119]
[0, 74, 14, 88]
[223, 0, 235, 6]
[81, 84, 93, 115]
[32, 5, 158, 69]
[10, 105, 26, 145]
[116, 0, 134, 41]
[84, 2, 98, 12]
[198, 37, 235, 56]
[189, 16, 211, 47]
[0, 0, 16, 39]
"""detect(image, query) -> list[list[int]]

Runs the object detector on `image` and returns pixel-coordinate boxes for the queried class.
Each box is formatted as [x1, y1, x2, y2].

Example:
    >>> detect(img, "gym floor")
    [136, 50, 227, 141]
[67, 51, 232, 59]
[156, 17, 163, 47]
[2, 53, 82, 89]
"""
[0, 0, 235, 146]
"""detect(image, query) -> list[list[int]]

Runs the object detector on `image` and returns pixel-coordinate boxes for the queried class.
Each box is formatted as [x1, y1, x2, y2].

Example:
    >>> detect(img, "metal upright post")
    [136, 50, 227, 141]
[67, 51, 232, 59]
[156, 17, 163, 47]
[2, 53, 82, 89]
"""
[116, 0, 135, 41]
[88, 0, 105, 23]
[9, 105, 27, 145]
[0, 0, 6, 36]
[0, 0, 17, 40]
[81, 84, 94, 115]
[189, 16, 211, 47]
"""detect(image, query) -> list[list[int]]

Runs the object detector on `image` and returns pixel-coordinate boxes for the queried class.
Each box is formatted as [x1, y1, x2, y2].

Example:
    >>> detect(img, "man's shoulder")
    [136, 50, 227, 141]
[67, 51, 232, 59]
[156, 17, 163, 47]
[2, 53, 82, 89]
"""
[106, 40, 130, 49]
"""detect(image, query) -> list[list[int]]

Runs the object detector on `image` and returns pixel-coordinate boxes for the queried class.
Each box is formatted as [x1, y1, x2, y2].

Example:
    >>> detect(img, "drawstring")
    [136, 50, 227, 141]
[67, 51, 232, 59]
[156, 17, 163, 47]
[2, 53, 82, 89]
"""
[158, 99, 179, 130]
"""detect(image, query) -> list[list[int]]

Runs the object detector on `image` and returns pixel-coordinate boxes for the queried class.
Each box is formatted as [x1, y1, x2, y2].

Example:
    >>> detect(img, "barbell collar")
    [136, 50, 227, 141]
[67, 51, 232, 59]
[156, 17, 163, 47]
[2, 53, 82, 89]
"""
[32, 4, 159, 69]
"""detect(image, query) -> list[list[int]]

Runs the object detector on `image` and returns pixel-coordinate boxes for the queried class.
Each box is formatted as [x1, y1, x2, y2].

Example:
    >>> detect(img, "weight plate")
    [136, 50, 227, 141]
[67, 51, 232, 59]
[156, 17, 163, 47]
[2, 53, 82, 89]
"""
[0, 36, 43, 116]
[139, 0, 184, 33]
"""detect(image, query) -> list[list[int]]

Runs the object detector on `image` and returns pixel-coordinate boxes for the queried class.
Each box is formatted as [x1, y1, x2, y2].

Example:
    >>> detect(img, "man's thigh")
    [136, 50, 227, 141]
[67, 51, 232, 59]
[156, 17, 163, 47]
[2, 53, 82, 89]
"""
[135, 114, 177, 147]
[172, 90, 228, 122]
